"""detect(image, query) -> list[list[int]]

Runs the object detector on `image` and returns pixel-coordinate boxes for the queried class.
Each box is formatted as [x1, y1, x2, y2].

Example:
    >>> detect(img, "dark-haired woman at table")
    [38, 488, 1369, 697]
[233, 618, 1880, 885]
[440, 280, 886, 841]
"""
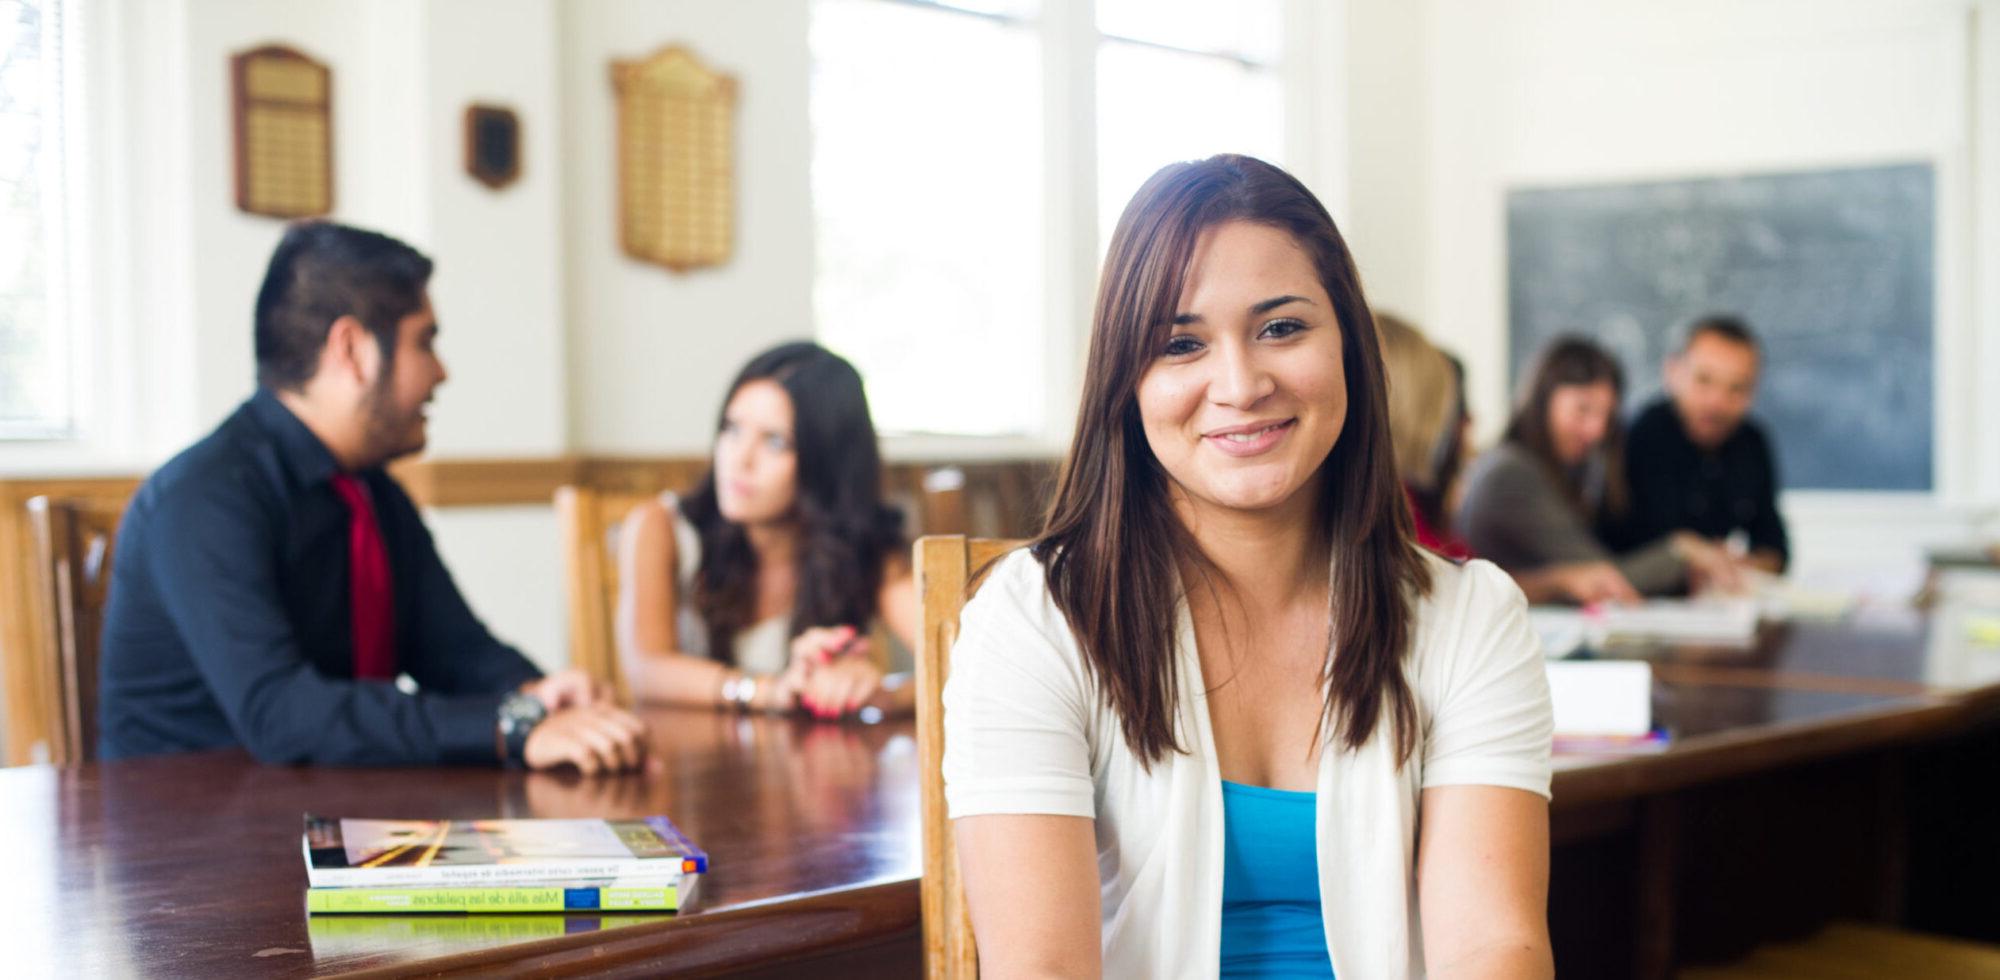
[615, 342, 918, 719]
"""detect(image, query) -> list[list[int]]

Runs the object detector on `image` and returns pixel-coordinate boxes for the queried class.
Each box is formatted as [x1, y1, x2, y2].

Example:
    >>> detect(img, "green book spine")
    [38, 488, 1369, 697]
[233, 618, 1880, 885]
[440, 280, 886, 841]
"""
[306, 882, 681, 914]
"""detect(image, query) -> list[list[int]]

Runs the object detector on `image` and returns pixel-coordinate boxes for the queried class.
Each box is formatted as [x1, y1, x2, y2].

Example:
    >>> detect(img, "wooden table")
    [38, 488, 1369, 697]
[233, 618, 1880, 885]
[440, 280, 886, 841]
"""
[7, 610, 1996, 977]
[0, 709, 921, 977]
[1544, 609, 2000, 978]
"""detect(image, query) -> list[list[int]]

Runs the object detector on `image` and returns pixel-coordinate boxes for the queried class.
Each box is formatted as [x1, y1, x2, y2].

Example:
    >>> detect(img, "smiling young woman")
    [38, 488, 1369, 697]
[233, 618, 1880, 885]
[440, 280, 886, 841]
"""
[941, 155, 1556, 979]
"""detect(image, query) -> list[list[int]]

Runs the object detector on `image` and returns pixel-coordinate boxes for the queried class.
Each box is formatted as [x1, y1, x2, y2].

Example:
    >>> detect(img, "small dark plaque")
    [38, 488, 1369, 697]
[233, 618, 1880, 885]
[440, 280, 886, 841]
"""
[464, 104, 521, 190]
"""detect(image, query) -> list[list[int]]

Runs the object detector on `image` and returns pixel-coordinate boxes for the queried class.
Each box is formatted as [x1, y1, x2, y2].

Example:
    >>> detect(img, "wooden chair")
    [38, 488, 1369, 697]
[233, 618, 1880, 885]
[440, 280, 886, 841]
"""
[914, 534, 1026, 979]
[23, 495, 128, 766]
[554, 485, 662, 703]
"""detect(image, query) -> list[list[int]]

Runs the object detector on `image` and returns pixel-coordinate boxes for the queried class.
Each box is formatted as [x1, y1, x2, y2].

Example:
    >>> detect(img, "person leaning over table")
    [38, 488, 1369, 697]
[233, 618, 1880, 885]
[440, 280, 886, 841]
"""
[942, 154, 1556, 979]
[1457, 335, 1745, 601]
[98, 221, 648, 772]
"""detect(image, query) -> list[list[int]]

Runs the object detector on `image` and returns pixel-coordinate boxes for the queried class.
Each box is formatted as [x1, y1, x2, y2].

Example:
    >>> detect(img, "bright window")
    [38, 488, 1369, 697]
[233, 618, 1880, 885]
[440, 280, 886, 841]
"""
[812, 0, 1289, 441]
[1096, 0, 1285, 256]
[0, 0, 73, 439]
[811, 0, 1046, 438]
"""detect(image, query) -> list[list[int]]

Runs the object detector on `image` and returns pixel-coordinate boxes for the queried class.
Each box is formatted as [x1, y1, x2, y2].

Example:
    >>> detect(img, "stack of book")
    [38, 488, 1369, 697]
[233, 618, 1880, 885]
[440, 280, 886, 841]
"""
[301, 814, 707, 914]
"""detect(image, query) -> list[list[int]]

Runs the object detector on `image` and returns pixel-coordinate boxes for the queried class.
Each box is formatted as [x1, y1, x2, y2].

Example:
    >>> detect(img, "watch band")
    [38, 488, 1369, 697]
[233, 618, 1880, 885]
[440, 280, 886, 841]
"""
[496, 692, 547, 768]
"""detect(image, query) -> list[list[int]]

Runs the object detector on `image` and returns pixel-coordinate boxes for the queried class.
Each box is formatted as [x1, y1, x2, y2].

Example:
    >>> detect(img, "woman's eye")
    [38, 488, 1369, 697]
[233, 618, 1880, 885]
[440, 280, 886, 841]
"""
[764, 434, 793, 453]
[1163, 336, 1202, 357]
[1261, 318, 1307, 339]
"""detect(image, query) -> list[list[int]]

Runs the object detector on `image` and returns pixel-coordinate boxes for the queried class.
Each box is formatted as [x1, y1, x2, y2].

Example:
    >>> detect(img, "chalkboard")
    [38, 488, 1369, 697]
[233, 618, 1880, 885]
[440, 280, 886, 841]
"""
[1506, 163, 1934, 491]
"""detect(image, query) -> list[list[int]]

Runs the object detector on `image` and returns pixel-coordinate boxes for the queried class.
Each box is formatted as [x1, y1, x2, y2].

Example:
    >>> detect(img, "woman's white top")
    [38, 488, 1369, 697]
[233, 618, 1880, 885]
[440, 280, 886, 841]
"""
[942, 548, 1553, 980]
[660, 493, 791, 677]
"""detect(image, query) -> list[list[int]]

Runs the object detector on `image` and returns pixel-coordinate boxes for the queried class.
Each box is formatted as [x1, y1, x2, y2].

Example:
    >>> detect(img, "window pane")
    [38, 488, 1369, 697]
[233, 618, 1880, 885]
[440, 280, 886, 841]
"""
[812, 0, 1046, 437]
[1096, 40, 1284, 253]
[917, 0, 1038, 18]
[0, 0, 70, 439]
[1096, 0, 1281, 64]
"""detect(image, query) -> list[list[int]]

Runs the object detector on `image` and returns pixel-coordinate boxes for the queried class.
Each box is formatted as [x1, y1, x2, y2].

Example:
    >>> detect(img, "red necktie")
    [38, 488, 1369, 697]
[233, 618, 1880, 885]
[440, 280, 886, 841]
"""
[330, 474, 397, 681]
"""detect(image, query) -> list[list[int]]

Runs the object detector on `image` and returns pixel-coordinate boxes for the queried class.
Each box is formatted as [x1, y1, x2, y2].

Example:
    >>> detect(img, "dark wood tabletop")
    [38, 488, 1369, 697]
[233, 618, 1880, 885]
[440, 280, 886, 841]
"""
[0, 709, 920, 978]
[8, 609, 1995, 977]
[1548, 611, 1995, 806]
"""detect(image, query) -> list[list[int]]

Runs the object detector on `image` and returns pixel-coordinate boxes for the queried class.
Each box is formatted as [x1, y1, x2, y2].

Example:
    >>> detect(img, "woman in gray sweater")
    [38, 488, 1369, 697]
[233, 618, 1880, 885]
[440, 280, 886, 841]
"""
[1459, 336, 1738, 599]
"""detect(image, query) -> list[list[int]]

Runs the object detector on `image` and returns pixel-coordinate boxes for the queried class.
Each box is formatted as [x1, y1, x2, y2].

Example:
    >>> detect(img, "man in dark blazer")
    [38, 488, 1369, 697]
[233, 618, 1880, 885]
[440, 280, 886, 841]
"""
[99, 222, 647, 770]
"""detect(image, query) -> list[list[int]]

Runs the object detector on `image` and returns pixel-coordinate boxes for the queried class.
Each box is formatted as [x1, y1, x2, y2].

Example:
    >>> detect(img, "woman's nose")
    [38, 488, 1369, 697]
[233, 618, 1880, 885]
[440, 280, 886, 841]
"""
[1208, 343, 1274, 409]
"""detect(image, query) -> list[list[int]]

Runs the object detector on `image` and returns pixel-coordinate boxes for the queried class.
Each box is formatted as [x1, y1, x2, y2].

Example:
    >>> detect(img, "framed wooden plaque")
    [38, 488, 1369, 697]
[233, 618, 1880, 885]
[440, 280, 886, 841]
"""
[231, 45, 333, 219]
[610, 45, 737, 272]
[464, 104, 521, 190]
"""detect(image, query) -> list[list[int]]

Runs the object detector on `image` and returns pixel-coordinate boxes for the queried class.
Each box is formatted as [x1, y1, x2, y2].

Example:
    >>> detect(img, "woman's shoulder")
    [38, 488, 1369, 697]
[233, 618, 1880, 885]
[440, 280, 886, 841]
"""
[1462, 442, 1560, 508]
[962, 547, 1057, 623]
[1408, 552, 1533, 670]
[621, 494, 700, 578]
[620, 496, 678, 550]
[1465, 441, 1542, 484]
[956, 548, 1091, 657]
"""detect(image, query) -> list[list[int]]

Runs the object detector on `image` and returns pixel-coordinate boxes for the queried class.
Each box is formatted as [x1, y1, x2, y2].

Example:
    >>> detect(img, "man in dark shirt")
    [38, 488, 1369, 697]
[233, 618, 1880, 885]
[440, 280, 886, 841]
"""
[100, 222, 648, 770]
[1615, 315, 1789, 575]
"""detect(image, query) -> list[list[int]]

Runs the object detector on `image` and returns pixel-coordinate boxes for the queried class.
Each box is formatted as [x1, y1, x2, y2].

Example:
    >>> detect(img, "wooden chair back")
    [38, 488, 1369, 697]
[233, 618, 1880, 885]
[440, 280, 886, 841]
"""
[554, 485, 660, 702]
[915, 534, 1026, 979]
[24, 495, 128, 766]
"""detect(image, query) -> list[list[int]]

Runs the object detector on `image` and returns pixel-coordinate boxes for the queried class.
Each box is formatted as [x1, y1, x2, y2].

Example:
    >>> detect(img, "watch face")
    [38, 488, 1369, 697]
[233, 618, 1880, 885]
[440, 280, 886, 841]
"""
[502, 693, 547, 728]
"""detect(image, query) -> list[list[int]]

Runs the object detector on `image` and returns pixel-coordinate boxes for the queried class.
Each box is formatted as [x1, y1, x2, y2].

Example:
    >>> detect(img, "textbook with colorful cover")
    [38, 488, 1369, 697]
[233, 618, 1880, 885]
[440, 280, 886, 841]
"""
[302, 814, 708, 891]
[305, 875, 699, 914]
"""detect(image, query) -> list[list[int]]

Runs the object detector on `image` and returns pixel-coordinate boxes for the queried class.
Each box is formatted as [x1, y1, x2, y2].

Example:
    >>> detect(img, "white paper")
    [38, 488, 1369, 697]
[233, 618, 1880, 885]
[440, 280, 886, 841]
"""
[1545, 660, 1652, 736]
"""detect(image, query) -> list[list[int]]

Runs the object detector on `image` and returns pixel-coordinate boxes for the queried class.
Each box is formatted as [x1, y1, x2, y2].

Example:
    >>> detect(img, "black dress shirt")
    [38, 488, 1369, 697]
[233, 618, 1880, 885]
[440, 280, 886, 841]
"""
[1610, 397, 1790, 569]
[98, 388, 542, 764]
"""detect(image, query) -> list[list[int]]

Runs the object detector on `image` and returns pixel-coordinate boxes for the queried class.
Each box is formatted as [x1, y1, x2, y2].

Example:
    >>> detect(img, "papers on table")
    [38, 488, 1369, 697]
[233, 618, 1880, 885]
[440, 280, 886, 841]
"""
[1529, 598, 1759, 656]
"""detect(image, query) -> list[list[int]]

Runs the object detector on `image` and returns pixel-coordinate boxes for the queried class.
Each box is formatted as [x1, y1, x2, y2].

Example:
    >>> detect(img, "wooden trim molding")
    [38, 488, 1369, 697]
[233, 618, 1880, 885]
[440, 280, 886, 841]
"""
[388, 456, 587, 508]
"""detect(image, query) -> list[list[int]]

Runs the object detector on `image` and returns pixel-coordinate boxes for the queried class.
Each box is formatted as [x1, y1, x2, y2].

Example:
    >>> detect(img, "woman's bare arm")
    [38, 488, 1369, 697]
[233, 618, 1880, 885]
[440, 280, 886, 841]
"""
[956, 813, 1102, 979]
[1417, 785, 1554, 980]
[615, 499, 762, 707]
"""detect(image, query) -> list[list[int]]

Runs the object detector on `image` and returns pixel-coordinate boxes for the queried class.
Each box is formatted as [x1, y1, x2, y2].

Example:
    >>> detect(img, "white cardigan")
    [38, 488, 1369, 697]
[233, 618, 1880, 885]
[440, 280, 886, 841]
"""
[942, 549, 1553, 980]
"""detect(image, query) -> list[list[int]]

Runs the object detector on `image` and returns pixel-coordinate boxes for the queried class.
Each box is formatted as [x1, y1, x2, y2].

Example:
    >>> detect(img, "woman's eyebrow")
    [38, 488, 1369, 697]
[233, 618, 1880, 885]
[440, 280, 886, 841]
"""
[1172, 294, 1313, 325]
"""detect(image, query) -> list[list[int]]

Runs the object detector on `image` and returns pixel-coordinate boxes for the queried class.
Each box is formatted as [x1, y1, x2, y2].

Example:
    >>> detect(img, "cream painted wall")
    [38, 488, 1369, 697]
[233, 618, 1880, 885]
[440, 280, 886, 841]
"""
[560, 0, 816, 456]
[1341, 0, 1431, 327]
[420, 0, 568, 458]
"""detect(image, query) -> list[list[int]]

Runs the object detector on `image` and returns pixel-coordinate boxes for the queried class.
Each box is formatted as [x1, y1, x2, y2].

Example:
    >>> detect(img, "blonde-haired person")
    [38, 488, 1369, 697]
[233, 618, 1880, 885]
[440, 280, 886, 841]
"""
[1377, 313, 1643, 606]
[944, 156, 1554, 978]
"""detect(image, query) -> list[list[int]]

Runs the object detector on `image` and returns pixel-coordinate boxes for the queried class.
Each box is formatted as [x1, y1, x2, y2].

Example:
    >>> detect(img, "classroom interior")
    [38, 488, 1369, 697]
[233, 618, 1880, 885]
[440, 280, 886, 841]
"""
[2, 0, 1998, 976]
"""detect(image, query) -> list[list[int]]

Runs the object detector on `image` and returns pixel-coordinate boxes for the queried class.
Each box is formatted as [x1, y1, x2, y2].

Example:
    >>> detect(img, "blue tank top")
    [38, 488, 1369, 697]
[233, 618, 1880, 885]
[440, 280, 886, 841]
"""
[1220, 780, 1334, 978]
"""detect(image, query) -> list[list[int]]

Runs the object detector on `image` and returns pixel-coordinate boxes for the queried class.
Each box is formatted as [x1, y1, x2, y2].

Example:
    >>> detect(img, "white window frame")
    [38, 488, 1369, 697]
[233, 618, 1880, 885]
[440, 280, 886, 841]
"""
[818, 0, 1336, 462]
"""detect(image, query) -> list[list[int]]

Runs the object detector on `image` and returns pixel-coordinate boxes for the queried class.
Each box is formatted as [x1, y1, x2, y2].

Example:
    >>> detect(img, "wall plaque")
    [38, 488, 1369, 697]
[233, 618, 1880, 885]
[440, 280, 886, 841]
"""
[464, 104, 521, 190]
[610, 46, 737, 272]
[231, 45, 333, 219]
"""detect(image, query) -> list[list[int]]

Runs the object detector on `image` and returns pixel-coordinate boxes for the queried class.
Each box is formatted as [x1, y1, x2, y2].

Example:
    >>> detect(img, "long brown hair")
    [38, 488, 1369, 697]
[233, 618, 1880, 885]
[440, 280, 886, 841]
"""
[1032, 155, 1432, 767]
[1501, 335, 1630, 518]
